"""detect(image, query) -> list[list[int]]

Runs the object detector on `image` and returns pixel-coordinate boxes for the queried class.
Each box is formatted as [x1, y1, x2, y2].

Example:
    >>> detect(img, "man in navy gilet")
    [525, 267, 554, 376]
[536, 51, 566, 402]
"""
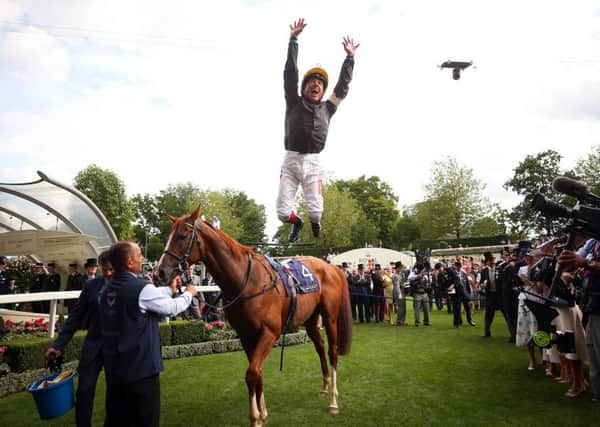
[101, 241, 197, 427]
[45, 251, 112, 427]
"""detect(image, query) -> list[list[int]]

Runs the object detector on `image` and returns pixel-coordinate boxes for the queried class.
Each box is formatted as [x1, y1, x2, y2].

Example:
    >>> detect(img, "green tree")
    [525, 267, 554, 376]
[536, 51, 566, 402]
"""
[274, 184, 378, 249]
[390, 209, 422, 249]
[422, 157, 489, 239]
[574, 144, 600, 196]
[223, 190, 267, 243]
[503, 150, 572, 237]
[333, 176, 399, 245]
[73, 164, 134, 240]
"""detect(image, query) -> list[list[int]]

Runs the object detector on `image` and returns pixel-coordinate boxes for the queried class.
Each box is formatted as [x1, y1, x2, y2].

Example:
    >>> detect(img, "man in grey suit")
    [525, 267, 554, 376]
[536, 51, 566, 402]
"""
[392, 262, 407, 325]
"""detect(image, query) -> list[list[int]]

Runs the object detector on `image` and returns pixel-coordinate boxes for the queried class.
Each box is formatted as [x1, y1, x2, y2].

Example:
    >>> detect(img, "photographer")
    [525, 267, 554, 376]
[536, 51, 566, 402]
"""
[408, 264, 431, 326]
[558, 238, 600, 403]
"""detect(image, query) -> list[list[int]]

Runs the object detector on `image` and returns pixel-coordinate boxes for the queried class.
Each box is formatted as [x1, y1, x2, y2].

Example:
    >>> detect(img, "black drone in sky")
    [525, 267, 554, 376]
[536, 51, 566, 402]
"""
[439, 60, 473, 80]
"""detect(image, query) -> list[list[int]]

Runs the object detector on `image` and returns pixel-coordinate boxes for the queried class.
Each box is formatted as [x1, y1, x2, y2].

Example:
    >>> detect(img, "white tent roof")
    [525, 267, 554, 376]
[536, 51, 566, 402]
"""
[329, 247, 415, 270]
[0, 171, 117, 269]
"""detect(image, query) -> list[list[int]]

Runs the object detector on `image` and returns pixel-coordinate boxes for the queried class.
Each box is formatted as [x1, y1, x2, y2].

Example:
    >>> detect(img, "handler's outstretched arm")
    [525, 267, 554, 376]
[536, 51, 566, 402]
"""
[342, 36, 360, 56]
[290, 18, 307, 37]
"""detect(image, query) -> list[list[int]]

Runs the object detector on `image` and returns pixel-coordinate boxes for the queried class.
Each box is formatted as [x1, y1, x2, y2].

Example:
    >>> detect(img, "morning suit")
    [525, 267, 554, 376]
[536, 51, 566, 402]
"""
[480, 266, 499, 336]
[52, 275, 108, 427]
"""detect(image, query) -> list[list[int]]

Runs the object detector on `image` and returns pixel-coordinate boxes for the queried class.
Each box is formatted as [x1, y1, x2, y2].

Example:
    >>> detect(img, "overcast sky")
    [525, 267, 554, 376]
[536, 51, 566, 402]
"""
[2, 0, 600, 239]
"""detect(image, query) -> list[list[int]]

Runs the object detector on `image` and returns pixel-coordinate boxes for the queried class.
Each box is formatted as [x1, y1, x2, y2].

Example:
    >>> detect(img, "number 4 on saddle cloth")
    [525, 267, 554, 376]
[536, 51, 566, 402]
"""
[265, 256, 320, 297]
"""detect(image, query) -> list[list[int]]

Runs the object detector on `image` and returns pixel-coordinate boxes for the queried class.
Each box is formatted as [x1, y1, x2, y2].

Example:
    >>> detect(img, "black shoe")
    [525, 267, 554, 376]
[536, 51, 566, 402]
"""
[508, 337, 516, 343]
[311, 222, 321, 237]
[482, 334, 491, 338]
[468, 321, 476, 327]
[288, 218, 304, 243]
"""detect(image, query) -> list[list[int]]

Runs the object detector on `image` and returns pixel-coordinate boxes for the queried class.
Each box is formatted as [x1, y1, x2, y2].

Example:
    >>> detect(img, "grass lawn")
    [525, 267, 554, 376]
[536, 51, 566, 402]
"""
[1, 306, 597, 426]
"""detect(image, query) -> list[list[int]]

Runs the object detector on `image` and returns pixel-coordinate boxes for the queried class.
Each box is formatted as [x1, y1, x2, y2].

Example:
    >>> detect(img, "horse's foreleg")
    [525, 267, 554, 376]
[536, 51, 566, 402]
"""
[305, 316, 330, 397]
[245, 332, 276, 427]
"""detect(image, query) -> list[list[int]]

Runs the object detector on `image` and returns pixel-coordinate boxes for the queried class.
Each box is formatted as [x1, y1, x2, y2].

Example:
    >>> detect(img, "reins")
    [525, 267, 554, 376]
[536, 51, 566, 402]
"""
[162, 219, 278, 310]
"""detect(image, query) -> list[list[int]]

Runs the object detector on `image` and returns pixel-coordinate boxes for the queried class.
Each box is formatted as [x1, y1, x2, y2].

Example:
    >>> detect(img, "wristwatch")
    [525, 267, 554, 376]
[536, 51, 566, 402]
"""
[587, 258, 595, 269]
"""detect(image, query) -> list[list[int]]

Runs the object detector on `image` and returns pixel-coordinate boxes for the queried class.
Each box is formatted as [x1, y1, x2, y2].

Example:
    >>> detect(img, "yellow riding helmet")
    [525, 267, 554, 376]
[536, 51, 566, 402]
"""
[302, 66, 328, 91]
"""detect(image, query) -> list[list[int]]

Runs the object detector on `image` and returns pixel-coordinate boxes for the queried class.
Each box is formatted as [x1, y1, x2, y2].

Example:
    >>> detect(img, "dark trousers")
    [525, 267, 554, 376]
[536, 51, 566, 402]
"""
[358, 291, 371, 322]
[450, 294, 472, 326]
[76, 352, 103, 427]
[350, 288, 359, 320]
[484, 293, 499, 336]
[372, 292, 385, 322]
[105, 374, 160, 427]
[502, 295, 518, 340]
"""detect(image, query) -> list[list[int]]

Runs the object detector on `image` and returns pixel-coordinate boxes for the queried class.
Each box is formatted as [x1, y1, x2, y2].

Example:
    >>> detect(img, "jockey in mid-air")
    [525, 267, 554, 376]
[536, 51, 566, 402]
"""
[276, 17, 360, 243]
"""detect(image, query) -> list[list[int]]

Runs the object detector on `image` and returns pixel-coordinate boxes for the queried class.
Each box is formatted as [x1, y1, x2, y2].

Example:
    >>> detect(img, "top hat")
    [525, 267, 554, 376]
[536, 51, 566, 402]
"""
[357, 263, 364, 270]
[483, 252, 495, 263]
[341, 262, 349, 268]
[47, 262, 56, 267]
[84, 258, 98, 268]
[68, 262, 78, 268]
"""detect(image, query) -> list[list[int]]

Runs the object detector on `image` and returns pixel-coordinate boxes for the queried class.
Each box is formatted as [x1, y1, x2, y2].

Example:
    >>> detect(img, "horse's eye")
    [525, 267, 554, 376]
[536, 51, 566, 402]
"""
[176, 234, 188, 242]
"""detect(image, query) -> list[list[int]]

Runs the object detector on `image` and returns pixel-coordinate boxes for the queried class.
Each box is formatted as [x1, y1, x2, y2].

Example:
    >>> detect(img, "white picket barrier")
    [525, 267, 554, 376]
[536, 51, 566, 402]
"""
[0, 285, 220, 338]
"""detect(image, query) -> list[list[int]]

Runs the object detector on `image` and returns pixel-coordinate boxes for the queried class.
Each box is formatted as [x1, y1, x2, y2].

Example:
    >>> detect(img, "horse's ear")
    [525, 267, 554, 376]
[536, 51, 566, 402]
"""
[190, 206, 202, 221]
[167, 215, 177, 223]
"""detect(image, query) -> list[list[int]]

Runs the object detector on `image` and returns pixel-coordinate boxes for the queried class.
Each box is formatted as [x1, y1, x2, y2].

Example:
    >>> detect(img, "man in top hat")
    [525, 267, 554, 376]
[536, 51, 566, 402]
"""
[83, 258, 98, 282]
[29, 262, 46, 313]
[276, 17, 359, 242]
[392, 261, 407, 325]
[45, 251, 112, 427]
[480, 252, 499, 337]
[66, 262, 84, 311]
[352, 263, 372, 323]
[41, 262, 61, 312]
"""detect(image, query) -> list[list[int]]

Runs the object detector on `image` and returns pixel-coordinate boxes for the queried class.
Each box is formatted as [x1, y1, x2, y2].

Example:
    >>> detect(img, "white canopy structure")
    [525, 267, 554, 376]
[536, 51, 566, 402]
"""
[0, 171, 117, 271]
[329, 247, 415, 271]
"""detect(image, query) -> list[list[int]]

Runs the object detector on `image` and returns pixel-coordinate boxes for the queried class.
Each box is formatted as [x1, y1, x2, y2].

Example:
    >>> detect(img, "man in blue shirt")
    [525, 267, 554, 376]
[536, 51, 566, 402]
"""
[100, 241, 197, 427]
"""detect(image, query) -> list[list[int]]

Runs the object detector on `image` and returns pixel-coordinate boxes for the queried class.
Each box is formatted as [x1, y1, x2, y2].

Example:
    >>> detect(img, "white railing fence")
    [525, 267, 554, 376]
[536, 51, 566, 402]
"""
[0, 286, 220, 338]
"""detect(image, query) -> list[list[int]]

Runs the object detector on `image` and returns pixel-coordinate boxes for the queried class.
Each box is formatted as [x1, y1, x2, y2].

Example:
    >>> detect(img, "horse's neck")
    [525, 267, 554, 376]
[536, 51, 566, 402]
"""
[199, 225, 249, 292]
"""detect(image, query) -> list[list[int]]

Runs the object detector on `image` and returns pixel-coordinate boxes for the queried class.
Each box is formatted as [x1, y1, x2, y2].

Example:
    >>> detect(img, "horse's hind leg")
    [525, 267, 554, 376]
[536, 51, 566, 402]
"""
[323, 315, 340, 414]
[305, 313, 330, 397]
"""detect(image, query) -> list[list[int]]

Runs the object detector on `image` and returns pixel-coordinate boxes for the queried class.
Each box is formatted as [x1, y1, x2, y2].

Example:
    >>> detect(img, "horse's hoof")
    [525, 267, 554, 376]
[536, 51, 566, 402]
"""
[319, 390, 328, 397]
[328, 406, 339, 415]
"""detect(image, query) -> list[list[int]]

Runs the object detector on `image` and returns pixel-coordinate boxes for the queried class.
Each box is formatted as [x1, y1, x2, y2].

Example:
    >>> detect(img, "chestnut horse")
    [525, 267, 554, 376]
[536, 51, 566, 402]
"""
[154, 208, 352, 427]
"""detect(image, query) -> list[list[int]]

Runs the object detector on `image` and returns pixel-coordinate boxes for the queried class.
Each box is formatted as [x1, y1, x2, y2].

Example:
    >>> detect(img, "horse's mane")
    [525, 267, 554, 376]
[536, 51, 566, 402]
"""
[199, 219, 255, 256]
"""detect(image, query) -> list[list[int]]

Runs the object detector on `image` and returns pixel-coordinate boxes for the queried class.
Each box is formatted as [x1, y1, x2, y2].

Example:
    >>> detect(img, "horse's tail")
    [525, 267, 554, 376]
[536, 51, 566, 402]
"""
[337, 270, 353, 355]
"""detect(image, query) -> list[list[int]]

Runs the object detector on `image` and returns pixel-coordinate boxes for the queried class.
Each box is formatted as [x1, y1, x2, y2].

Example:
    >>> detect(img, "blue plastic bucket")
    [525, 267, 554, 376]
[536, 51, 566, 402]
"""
[28, 370, 77, 419]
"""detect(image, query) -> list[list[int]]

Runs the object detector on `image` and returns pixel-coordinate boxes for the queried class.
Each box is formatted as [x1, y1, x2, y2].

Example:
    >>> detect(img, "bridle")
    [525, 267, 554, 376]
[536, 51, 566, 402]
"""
[161, 219, 202, 276]
[160, 219, 278, 309]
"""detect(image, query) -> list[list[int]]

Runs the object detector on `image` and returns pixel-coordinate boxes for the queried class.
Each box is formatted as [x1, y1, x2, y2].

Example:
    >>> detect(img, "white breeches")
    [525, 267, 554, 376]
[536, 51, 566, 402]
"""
[276, 151, 323, 224]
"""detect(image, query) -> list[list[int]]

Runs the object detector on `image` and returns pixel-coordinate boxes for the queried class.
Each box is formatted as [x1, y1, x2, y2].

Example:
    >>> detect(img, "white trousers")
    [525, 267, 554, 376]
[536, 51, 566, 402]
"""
[276, 151, 323, 224]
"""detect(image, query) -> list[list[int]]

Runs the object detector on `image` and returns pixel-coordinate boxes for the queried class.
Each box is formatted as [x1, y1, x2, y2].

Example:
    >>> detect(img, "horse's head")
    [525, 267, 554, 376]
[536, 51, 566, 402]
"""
[154, 207, 204, 287]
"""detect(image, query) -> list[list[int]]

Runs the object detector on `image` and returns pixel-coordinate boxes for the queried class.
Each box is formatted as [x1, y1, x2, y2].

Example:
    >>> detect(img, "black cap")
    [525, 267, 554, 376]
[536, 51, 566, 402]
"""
[69, 262, 78, 268]
[84, 258, 98, 268]
[47, 262, 56, 267]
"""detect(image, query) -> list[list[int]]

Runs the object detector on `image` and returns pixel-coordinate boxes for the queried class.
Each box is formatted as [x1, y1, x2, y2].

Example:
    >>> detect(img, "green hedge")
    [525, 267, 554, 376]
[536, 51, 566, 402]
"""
[159, 322, 172, 346]
[170, 320, 208, 345]
[0, 321, 240, 372]
[0, 331, 86, 373]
